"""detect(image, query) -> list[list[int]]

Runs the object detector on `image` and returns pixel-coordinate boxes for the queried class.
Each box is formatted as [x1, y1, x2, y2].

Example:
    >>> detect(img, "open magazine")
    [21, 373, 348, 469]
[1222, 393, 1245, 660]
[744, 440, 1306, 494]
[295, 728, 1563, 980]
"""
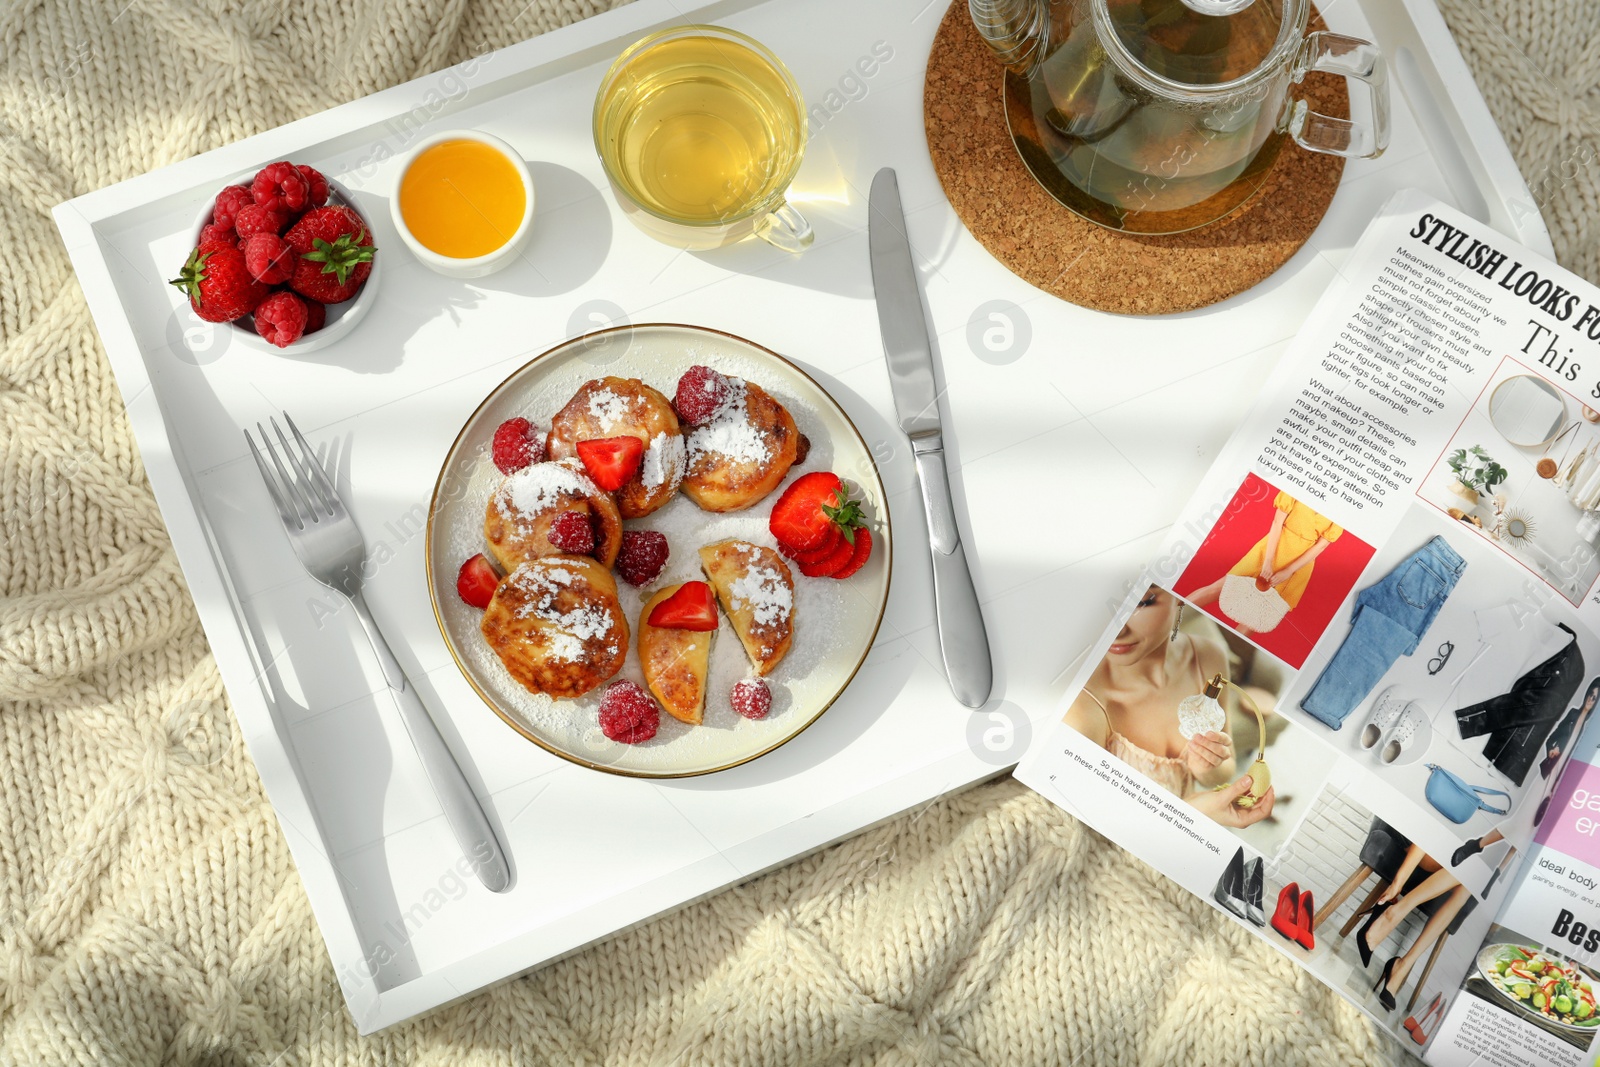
[1015, 188, 1600, 1065]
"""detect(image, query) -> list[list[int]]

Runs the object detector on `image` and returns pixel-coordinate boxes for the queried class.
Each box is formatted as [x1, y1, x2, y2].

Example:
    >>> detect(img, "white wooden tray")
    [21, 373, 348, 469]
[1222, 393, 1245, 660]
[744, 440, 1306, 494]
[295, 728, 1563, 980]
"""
[53, 0, 1549, 1033]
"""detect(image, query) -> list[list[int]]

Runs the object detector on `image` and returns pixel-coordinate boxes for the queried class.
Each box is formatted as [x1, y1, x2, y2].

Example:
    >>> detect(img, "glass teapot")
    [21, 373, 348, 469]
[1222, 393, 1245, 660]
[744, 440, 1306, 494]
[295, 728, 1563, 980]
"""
[970, 0, 1389, 234]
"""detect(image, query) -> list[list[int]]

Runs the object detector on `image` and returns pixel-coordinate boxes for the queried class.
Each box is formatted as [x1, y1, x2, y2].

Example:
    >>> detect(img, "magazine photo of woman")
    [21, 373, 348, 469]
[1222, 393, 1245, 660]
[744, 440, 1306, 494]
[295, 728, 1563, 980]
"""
[1187, 489, 1343, 633]
[1535, 677, 1600, 825]
[1063, 585, 1274, 829]
[1173, 474, 1376, 668]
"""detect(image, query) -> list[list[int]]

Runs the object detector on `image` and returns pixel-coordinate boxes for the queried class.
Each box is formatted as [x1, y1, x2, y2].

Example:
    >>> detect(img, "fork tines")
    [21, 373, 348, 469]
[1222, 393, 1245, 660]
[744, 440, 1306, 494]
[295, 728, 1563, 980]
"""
[245, 413, 342, 530]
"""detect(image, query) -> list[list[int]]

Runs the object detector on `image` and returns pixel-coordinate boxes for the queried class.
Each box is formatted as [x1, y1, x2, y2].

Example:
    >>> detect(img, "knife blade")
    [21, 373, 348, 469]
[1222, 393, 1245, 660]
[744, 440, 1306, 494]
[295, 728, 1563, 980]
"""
[868, 167, 994, 709]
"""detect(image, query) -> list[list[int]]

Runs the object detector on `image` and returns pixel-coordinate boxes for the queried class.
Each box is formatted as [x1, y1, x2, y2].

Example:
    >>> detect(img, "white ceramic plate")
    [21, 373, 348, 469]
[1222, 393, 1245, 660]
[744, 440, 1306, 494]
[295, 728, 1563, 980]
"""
[426, 324, 892, 777]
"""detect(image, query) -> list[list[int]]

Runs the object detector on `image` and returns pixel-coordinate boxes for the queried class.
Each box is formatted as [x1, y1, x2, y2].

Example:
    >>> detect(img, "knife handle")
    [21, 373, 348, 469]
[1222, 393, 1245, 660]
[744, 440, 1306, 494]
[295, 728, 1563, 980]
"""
[912, 438, 994, 708]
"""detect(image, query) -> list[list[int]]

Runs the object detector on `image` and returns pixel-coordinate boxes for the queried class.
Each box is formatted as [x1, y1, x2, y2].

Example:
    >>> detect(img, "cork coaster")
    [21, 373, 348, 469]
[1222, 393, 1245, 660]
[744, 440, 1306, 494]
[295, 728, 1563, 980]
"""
[924, 3, 1350, 315]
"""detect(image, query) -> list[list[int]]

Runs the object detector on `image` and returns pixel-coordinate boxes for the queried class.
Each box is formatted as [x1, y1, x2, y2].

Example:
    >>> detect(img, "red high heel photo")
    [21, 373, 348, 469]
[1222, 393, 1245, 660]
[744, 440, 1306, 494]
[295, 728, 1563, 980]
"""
[1270, 882, 1301, 943]
[1405, 992, 1444, 1044]
[1294, 889, 1315, 950]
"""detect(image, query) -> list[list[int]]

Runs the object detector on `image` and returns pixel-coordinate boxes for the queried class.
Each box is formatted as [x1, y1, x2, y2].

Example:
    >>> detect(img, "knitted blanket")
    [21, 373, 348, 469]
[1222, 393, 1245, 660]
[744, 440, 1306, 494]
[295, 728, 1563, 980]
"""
[0, 1, 1591, 1063]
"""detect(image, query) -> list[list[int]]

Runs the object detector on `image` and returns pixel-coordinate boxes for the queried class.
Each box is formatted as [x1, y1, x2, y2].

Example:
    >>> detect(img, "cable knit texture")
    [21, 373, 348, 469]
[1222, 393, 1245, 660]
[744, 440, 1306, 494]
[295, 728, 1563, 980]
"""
[0, 0, 1588, 1063]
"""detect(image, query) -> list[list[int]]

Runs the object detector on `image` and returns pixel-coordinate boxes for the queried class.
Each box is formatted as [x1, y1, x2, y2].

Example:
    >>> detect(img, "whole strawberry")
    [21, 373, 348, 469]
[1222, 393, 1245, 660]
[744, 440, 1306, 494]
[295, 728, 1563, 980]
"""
[170, 242, 269, 323]
[285, 205, 375, 304]
[303, 300, 327, 334]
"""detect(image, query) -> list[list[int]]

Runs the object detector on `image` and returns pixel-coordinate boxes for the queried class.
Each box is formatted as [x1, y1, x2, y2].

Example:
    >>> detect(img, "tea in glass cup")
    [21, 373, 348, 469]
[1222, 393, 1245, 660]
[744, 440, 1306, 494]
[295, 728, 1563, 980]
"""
[594, 26, 812, 252]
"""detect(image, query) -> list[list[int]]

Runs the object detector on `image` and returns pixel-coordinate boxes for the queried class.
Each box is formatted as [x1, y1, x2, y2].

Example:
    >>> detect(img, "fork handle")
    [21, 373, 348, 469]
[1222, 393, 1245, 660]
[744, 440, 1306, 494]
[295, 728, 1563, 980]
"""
[350, 592, 512, 893]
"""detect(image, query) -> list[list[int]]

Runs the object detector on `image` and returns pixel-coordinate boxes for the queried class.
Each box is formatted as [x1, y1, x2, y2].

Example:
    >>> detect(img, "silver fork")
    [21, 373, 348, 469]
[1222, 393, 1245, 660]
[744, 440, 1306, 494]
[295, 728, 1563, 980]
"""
[246, 414, 511, 893]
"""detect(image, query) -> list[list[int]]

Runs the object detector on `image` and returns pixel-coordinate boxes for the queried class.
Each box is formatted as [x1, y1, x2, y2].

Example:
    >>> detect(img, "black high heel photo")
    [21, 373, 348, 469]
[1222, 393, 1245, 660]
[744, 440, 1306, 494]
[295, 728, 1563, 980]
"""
[1354, 901, 1394, 968]
[1373, 956, 1399, 1011]
[1450, 837, 1483, 866]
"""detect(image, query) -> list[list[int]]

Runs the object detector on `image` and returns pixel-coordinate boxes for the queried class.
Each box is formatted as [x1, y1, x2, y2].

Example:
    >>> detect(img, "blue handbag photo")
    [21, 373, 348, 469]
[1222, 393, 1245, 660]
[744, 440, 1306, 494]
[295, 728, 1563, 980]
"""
[1424, 763, 1511, 824]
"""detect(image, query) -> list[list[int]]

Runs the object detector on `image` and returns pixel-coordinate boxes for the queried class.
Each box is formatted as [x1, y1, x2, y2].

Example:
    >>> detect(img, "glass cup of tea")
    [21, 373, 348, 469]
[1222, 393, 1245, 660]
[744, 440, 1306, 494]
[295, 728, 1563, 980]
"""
[593, 25, 813, 253]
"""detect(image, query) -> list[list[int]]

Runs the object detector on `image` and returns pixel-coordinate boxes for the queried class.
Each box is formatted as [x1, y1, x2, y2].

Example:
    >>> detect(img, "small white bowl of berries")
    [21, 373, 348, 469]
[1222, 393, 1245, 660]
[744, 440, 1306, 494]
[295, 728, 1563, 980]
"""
[171, 161, 380, 353]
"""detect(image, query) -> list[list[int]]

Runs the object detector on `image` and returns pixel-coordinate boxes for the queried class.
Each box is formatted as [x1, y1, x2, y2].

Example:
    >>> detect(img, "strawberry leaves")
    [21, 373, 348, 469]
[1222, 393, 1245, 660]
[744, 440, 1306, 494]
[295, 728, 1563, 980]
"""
[820, 486, 865, 546]
[301, 230, 375, 285]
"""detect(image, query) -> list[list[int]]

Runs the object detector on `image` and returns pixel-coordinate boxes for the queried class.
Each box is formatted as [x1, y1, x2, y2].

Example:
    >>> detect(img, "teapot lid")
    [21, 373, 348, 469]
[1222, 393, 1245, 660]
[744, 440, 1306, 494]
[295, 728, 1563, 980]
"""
[1104, 0, 1296, 89]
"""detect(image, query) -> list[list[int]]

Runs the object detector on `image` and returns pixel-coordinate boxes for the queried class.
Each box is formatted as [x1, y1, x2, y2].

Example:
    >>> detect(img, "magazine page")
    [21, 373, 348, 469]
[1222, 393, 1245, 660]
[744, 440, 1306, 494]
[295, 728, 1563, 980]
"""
[1014, 187, 1600, 1057]
[1424, 718, 1600, 1067]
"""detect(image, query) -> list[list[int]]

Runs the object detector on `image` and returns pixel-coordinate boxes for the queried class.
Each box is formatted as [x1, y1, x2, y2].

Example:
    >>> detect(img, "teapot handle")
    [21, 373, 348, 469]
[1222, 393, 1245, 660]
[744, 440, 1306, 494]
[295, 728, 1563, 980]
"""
[1285, 32, 1390, 159]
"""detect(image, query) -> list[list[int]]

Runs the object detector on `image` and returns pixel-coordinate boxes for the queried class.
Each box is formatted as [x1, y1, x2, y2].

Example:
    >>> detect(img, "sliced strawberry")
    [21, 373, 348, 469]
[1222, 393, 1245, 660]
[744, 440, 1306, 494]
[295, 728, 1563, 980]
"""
[769, 472, 843, 550]
[456, 554, 500, 608]
[798, 534, 854, 578]
[832, 527, 873, 580]
[647, 580, 718, 631]
[782, 529, 843, 565]
[576, 435, 644, 491]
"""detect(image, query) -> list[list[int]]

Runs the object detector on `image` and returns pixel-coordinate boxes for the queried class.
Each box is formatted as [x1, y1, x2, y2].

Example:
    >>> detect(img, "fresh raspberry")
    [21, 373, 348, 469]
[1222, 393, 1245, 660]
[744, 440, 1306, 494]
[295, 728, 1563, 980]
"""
[598, 681, 659, 744]
[302, 300, 327, 334]
[251, 161, 312, 215]
[547, 510, 595, 555]
[297, 164, 330, 208]
[212, 185, 255, 229]
[198, 222, 236, 246]
[491, 416, 544, 474]
[241, 232, 298, 285]
[254, 290, 310, 347]
[615, 530, 669, 586]
[674, 365, 731, 426]
[794, 433, 810, 465]
[234, 202, 287, 238]
[730, 678, 772, 720]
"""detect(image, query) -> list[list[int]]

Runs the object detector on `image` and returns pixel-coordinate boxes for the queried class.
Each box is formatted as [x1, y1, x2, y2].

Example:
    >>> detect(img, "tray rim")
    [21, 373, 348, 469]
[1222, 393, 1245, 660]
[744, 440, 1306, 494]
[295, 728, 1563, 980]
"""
[45, 0, 1551, 1036]
[423, 321, 895, 779]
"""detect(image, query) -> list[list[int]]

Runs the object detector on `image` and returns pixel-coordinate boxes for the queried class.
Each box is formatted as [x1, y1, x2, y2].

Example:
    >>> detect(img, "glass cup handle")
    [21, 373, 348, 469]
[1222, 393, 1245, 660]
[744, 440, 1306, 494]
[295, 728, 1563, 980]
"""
[1284, 31, 1390, 159]
[754, 200, 814, 253]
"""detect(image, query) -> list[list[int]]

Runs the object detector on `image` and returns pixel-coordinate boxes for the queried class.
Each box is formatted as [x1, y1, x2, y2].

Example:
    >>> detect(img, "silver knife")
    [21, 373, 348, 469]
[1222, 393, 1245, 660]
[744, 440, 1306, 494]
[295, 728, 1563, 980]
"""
[868, 167, 995, 709]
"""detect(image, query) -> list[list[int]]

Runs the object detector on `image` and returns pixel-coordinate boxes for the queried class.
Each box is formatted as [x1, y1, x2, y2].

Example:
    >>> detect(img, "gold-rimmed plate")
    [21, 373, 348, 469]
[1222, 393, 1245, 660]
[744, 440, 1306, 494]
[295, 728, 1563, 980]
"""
[425, 324, 892, 777]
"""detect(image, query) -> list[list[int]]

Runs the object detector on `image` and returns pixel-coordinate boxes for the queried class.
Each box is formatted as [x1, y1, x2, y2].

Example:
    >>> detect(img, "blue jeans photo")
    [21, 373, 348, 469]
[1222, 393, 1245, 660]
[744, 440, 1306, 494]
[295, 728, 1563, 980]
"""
[1300, 535, 1466, 729]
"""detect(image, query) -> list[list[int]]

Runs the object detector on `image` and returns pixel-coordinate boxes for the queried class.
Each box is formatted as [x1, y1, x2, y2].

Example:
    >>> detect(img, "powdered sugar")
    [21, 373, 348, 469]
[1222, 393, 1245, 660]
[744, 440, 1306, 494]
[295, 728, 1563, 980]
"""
[687, 378, 770, 469]
[729, 559, 792, 628]
[507, 561, 621, 663]
[494, 460, 596, 531]
[587, 387, 631, 431]
[641, 431, 686, 491]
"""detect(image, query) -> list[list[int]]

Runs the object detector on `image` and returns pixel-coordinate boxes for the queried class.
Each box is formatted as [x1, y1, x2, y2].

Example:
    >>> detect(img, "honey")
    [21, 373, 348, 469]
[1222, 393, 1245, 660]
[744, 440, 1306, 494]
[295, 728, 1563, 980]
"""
[399, 139, 526, 259]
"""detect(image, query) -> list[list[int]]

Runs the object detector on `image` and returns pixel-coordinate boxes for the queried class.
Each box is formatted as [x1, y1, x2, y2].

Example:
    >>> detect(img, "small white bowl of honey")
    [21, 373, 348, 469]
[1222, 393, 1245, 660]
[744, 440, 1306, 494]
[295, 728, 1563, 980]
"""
[391, 130, 535, 278]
